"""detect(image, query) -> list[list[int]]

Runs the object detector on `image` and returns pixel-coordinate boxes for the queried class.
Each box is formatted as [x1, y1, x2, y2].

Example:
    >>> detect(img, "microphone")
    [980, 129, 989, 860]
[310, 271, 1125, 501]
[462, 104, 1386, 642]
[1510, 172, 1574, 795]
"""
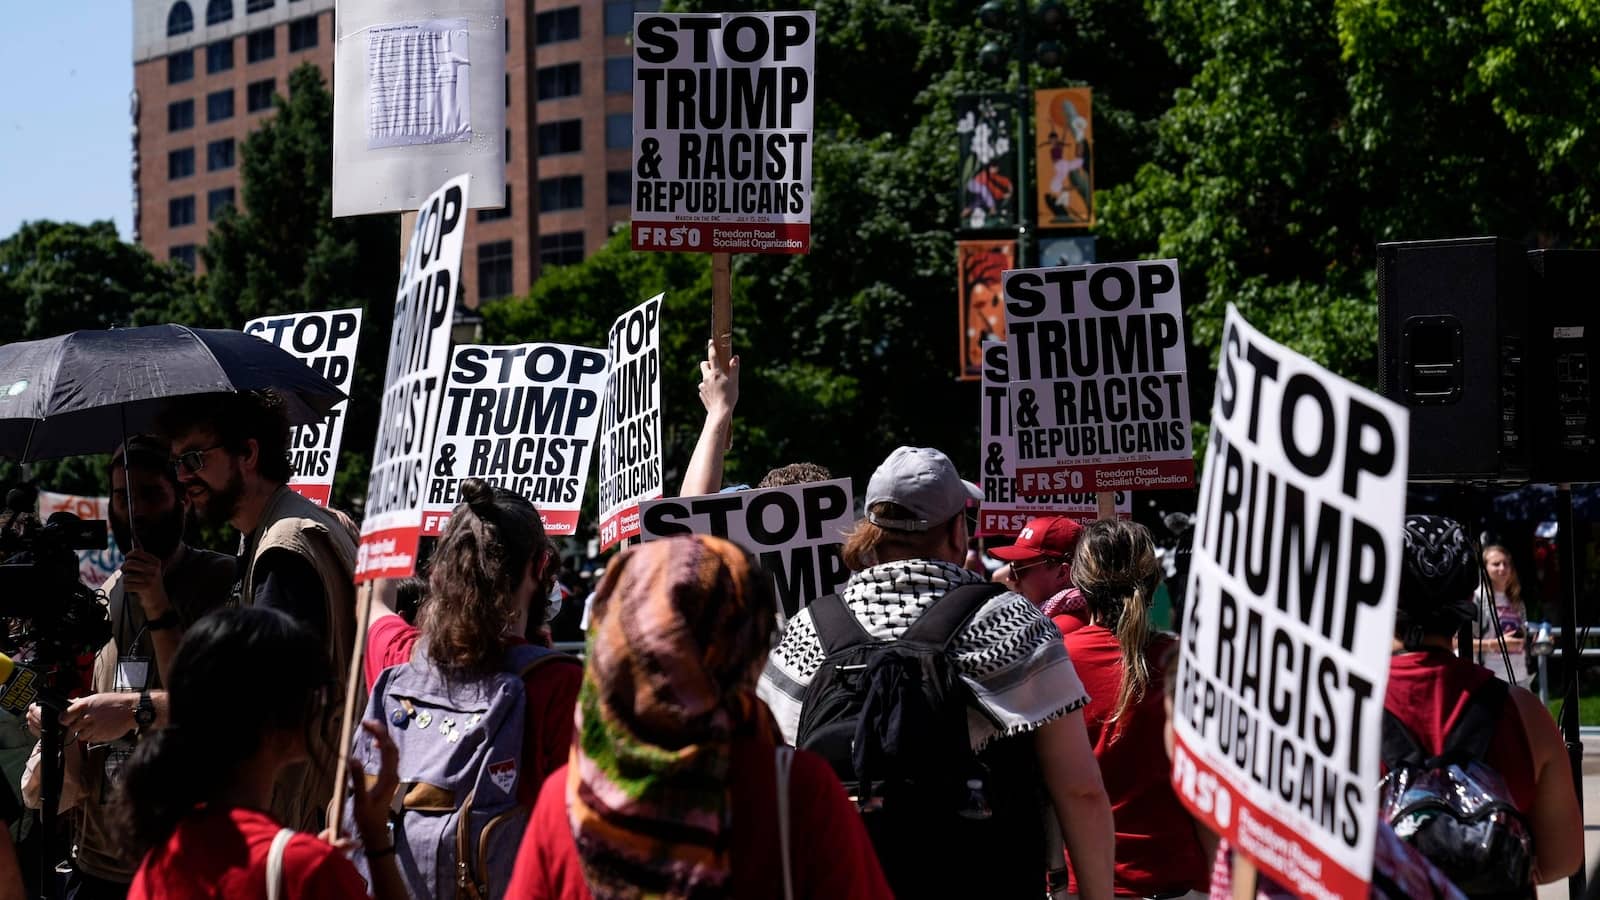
[0, 653, 42, 715]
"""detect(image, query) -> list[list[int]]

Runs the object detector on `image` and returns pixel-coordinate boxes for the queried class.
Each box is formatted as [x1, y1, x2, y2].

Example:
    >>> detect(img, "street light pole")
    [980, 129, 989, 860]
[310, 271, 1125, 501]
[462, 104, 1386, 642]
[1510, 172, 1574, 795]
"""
[1014, 0, 1034, 267]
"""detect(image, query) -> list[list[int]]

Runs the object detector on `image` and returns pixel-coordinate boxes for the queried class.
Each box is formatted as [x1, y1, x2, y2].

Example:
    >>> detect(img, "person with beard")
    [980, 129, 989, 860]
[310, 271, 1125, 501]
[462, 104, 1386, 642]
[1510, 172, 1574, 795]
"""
[156, 391, 357, 837]
[21, 436, 233, 900]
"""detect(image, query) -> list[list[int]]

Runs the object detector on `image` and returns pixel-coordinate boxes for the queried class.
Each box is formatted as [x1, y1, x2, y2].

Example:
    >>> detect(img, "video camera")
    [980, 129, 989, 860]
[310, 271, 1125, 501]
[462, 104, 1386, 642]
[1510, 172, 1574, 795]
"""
[0, 511, 113, 681]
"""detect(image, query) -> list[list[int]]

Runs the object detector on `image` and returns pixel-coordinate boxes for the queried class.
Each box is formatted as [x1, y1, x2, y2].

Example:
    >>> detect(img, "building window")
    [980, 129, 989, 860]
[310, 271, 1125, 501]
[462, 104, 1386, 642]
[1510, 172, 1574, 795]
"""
[477, 185, 513, 222]
[205, 40, 232, 74]
[246, 0, 273, 11]
[170, 245, 198, 271]
[538, 176, 583, 212]
[167, 100, 195, 132]
[505, 128, 511, 163]
[605, 114, 631, 149]
[478, 241, 514, 301]
[535, 7, 580, 44]
[208, 187, 236, 219]
[207, 138, 235, 171]
[247, 78, 275, 112]
[537, 120, 581, 156]
[504, 73, 510, 108]
[168, 148, 195, 179]
[604, 0, 631, 35]
[605, 57, 631, 94]
[289, 16, 318, 51]
[539, 231, 584, 267]
[207, 89, 234, 122]
[168, 1, 194, 36]
[206, 0, 232, 26]
[169, 196, 197, 228]
[536, 63, 580, 100]
[607, 170, 631, 206]
[247, 28, 275, 62]
[167, 51, 194, 84]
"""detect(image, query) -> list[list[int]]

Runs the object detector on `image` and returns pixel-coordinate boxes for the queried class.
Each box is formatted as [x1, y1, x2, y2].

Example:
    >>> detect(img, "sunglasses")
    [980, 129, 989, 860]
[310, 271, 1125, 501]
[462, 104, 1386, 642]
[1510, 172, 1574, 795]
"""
[1007, 557, 1062, 579]
[172, 444, 225, 475]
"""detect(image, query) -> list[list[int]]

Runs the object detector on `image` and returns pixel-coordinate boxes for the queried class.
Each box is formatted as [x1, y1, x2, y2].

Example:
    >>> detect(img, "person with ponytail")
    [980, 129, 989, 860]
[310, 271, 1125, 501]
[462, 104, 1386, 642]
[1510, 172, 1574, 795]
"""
[120, 607, 405, 899]
[362, 477, 581, 802]
[1056, 519, 1209, 898]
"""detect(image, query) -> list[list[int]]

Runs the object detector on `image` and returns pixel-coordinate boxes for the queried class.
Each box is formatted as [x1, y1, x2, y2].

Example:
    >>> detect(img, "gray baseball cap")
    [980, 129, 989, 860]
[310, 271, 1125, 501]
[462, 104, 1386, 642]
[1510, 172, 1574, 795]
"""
[864, 446, 982, 531]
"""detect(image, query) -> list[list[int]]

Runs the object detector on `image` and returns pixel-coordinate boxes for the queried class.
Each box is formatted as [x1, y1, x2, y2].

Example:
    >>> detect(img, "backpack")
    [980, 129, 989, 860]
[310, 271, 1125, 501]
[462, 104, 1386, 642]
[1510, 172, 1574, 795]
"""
[795, 583, 1044, 897]
[1379, 679, 1535, 899]
[347, 643, 577, 900]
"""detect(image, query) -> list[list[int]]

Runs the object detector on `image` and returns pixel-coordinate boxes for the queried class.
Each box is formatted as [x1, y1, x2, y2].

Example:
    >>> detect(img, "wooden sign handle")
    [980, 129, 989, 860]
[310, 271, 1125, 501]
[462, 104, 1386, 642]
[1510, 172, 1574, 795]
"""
[329, 581, 373, 841]
[1096, 491, 1116, 521]
[711, 252, 732, 369]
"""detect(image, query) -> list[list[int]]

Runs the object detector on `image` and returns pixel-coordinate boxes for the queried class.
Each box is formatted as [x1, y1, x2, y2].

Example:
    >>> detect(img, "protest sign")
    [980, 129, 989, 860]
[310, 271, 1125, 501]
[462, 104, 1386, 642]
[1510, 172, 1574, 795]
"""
[640, 478, 852, 619]
[332, 0, 506, 216]
[37, 492, 121, 588]
[959, 240, 1016, 380]
[978, 342, 1129, 537]
[596, 295, 664, 551]
[957, 94, 1018, 231]
[421, 342, 610, 537]
[630, 12, 815, 254]
[1034, 88, 1093, 228]
[355, 175, 467, 581]
[1004, 259, 1195, 494]
[1169, 306, 1408, 900]
[244, 308, 363, 506]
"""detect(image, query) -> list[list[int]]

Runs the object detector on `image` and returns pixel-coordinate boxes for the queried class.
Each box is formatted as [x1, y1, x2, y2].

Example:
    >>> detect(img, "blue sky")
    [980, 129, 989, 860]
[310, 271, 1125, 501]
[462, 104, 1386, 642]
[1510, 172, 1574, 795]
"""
[0, 4, 134, 240]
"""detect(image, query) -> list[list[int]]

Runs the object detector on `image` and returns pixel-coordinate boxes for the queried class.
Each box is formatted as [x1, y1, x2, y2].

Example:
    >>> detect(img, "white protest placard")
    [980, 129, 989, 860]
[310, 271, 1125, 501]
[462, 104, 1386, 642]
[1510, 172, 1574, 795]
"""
[244, 308, 363, 507]
[978, 341, 1129, 537]
[421, 342, 610, 537]
[596, 295, 663, 551]
[37, 492, 121, 588]
[1003, 259, 1195, 494]
[1169, 306, 1407, 900]
[356, 175, 467, 582]
[640, 478, 852, 619]
[630, 12, 815, 254]
[332, 0, 505, 216]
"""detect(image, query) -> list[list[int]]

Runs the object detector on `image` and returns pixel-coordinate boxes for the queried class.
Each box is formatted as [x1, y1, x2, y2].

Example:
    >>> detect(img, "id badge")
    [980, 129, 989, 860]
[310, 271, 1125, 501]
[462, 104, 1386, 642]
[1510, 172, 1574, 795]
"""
[115, 657, 150, 693]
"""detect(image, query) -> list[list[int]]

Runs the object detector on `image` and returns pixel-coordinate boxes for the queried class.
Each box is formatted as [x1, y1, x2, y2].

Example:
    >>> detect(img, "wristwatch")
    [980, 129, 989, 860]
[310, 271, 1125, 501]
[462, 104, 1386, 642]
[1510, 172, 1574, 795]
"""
[145, 610, 181, 632]
[133, 691, 157, 732]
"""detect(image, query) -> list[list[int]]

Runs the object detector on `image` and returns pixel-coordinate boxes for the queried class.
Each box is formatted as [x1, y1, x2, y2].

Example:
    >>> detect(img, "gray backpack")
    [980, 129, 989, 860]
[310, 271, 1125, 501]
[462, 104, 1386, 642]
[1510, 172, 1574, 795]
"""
[347, 642, 576, 900]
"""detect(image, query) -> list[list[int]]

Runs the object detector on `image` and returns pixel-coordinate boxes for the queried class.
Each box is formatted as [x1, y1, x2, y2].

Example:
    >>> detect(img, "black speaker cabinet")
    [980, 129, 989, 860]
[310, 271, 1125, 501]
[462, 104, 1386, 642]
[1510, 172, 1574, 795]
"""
[1378, 237, 1531, 481]
[1526, 250, 1599, 483]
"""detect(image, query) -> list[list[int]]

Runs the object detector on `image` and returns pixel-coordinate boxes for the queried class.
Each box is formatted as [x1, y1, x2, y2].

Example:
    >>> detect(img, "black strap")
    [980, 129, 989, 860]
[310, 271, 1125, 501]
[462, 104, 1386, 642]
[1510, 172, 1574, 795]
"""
[808, 593, 874, 656]
[1440, 678, 1508, 762]
[1381, 709, 1427, 769]
[900, 582, 1005, 649]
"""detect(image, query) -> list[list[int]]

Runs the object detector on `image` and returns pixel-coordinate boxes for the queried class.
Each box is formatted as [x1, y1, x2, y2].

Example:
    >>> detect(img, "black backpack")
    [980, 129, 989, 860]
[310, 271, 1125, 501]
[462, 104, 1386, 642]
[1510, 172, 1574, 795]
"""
[795, 583, 1045, 897]
[1379, 680, 1535, 900]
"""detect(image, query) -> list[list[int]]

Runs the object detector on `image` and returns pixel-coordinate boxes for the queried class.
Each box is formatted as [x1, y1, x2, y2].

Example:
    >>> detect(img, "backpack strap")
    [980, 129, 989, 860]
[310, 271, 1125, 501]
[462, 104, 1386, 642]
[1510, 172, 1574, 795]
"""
[900, 582, 1005, 649]
[1438, 678, 1508, 764]
[265, 827, 294, 900]
[503, 642, 579, 679]
[1381, 709, 1427, 769]
[808, 593, 874, 656]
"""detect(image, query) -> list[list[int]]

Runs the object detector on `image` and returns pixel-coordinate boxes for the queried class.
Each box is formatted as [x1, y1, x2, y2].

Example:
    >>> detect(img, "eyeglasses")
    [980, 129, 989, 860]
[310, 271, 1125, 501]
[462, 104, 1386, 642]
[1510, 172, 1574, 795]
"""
[172, 444, 225, 475]
[1007, 557, 1061, 579]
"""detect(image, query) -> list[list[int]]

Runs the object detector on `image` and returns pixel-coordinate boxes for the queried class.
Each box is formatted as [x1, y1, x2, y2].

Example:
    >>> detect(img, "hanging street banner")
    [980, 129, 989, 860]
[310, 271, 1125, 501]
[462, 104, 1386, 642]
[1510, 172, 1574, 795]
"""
[37, 492, 122, 588]
[978, 342, 1129, 537]
[630, 12, 815, 254]
[245, 308, 364, 507]
[356, 174, 467, 581]
[1034, 88, 1093, 228]
[421, 342, 610, 537]
[1004, 259, 1195, 494]
[639, 478, 852, 619]
[1039, 235, 1096, 268]
[957, 93, 1018, 232]
[959, 240, 1016, 381]
[1170, 306, 1408, 900]
[597, 295, 664, 551]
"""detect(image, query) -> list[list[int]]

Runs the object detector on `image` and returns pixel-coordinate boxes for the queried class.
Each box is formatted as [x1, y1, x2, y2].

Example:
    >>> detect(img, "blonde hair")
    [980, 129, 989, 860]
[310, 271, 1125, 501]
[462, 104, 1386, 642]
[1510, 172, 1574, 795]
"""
[1481, 544, 1524, 618]
[842, 501, 954, 571]
[1072, 519, 1163, 739]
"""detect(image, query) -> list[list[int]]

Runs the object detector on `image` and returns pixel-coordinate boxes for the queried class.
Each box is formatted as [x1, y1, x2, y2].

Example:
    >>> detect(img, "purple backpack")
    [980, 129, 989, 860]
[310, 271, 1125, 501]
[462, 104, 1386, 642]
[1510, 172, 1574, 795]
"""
[346, 642, 575, 900]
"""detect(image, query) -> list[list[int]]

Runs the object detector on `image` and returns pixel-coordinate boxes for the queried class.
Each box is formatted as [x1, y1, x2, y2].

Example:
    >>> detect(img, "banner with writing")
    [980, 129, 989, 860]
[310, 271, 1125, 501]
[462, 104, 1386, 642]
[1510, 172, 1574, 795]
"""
[245, 308, 363, 506]
[597, 295, 664, 550]
[37, 492, 121, 588]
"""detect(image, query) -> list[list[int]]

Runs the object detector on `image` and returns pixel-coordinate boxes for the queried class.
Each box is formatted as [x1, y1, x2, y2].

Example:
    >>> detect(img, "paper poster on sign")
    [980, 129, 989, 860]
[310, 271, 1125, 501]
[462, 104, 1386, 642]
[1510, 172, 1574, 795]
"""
[422, 342, 610, 537]
[356, 175, 467, 581]
[640, 478, 852, 619]
[1169, 306, 1407, 900]
[244, 309, 363, 507]
[1004, 259, 1195, 494]
[977, 342, 1129, 537]
[959, 240, 1016, 380]
[596, 295, 663, 551]
[332, 0, 505, 216]
[1034, 88, 1093, 228]
[630, 12, 815, 254]
[37, 492, 121, 588]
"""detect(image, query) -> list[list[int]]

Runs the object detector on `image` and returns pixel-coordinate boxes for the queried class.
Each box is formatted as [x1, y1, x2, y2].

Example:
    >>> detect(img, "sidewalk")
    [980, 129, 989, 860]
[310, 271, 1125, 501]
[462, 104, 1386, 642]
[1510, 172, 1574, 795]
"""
[1536, 732, 1599, 900]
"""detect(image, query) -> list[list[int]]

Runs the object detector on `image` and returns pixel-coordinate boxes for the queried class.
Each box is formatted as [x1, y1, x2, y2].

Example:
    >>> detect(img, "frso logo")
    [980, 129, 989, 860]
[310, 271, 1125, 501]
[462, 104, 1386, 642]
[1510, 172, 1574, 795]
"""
[1172, 744, 1232, 828]
[635, 225, 702, 248]
[1018, 526, 1035, 540]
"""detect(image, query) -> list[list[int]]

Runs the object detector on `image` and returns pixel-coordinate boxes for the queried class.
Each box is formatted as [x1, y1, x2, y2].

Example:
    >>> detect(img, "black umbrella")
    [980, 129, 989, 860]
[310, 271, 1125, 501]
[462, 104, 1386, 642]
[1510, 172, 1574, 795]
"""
[0, 324, 346, 462]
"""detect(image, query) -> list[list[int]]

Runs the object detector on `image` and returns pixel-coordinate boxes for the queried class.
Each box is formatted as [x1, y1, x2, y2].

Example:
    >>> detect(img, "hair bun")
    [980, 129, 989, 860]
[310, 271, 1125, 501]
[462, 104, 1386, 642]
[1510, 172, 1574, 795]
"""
[5, 484, 37, 514]
[459, 478, 498, 515]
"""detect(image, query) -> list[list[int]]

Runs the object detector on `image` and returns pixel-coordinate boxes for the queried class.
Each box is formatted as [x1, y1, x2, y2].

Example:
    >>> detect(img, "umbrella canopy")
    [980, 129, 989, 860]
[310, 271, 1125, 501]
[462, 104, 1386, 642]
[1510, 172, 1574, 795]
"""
[0, 324, 346, 462]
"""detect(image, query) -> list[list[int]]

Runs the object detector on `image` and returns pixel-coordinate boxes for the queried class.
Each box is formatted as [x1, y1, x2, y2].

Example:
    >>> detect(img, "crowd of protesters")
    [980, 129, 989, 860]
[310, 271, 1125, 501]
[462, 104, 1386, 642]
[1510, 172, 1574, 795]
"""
[0, 339, 1585, 900]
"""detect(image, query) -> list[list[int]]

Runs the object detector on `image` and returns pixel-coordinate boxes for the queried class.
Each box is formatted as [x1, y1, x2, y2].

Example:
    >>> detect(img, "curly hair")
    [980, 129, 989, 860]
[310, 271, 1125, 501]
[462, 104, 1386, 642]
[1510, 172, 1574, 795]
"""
[156, 390, 293, 484]
[758, 462, 833, 488]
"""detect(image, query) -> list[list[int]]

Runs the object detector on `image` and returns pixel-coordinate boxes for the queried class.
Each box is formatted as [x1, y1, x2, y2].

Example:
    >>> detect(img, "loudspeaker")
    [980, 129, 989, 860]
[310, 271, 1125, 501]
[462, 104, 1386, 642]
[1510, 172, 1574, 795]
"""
[1526, 250, 1600, 482]
[1378, 237, 1531, 481]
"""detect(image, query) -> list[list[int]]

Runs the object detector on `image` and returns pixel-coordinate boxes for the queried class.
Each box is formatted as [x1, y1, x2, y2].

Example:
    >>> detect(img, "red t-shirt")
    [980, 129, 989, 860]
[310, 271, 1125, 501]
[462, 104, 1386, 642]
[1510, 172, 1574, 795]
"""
[128, 807, 367, 899]
[364, 615, 581, 805]
[506, 737, 893, 900]
[1059, 624, 1208, 896]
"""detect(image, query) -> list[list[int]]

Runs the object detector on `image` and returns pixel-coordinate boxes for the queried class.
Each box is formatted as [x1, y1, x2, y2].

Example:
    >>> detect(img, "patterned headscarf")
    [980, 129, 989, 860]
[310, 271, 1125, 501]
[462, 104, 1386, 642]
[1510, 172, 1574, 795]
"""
[569, 535, 778, 900]
[1397, 515, 1480, 646]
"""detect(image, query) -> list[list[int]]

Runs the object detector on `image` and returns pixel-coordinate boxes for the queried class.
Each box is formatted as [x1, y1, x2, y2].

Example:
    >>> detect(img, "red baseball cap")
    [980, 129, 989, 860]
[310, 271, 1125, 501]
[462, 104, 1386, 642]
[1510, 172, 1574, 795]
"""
[990, 516, 1084, 562]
